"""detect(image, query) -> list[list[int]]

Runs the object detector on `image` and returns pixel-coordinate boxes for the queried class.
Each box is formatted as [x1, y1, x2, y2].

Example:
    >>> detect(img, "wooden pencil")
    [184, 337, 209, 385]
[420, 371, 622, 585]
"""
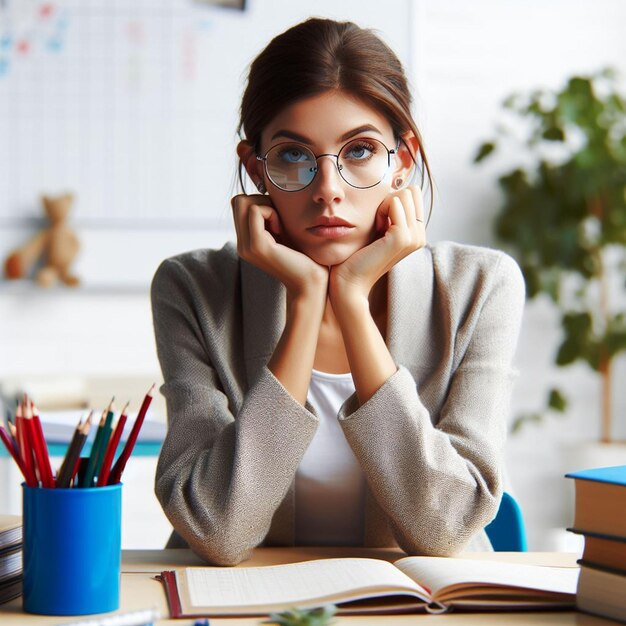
[6, 420, 19, 454]
[23, 399, 46, 486]
[97, 401, 129, 487]
[80, 408, 106, 487]
[81, 398, 114, 488]
[56, 411, 92, 488]
[69, 417, 93, 487]
[30, 400, 55, 488]
[108, 384, 154, 485]
[0, 426, 30, 483]
[93, 398, 116, 479]
[16, 401, 37, 487]
[5, 411, 17, 448]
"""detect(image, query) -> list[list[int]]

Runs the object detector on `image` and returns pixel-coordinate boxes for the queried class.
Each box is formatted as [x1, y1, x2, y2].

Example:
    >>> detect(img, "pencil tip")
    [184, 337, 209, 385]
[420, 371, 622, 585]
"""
[148, 383, 156, 396]
[121, 401, 130, 415]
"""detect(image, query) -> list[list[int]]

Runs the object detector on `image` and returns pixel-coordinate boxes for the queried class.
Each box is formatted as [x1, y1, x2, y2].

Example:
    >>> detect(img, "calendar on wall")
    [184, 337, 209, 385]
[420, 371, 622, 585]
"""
[0, 0, 246, 228]
[0, 0, 411, 231]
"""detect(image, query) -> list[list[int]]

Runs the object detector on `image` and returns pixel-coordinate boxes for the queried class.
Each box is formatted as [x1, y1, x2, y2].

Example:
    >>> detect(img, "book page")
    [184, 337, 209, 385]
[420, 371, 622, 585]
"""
[179, 558, 430, 612]
[394, 557, 579, 602]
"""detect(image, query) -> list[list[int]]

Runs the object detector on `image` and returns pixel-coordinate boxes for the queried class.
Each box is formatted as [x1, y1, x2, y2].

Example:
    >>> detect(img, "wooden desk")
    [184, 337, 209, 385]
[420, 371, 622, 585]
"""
[0, 548, 612, 625]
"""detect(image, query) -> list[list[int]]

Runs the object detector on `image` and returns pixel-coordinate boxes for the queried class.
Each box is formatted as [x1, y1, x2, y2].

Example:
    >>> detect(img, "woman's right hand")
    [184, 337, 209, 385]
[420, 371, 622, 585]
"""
[231, 194, 329, 298]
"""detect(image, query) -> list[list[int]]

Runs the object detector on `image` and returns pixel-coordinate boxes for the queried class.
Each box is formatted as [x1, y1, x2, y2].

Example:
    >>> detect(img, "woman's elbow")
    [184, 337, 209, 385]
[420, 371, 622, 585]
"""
[187, 532, 254, 566]
[396, 529, 467, 557]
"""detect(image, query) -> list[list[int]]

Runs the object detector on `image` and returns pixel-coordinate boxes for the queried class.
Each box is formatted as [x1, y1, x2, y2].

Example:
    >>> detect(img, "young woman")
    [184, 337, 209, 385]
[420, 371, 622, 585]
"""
[151, 18, 525, 566]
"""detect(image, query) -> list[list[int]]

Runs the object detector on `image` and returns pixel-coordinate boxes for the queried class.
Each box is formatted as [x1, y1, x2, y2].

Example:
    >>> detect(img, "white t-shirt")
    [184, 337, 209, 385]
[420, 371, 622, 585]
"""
[295, 369, 367, 546]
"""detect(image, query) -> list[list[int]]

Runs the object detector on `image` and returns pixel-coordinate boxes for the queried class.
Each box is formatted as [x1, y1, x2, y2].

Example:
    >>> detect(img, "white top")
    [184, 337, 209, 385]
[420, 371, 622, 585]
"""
[295, 369, 367, 546]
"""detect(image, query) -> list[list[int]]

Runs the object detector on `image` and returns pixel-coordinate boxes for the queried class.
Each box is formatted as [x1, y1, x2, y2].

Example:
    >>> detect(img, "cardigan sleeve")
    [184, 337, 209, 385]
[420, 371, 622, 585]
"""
[337, 251, 525, 556]
[151, 257, 318, 565]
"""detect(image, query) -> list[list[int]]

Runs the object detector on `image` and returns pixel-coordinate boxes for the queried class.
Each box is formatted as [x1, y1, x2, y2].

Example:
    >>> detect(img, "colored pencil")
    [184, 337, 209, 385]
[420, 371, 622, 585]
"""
[56, 412, 92, 488]
[6, 420, 19, 456]
[80, 403, 110, 488]
[0, 426, 30, 482]
[93, 399, 116, 479]
[30, 400, 55, 488]
[7, 421, 19, 452]
[108, 384, 154, 485]
[4, 411, 17, 447]
[15, 402, 37, 487]
[97, 402, 129, 487]
[23, 399, 46, 486]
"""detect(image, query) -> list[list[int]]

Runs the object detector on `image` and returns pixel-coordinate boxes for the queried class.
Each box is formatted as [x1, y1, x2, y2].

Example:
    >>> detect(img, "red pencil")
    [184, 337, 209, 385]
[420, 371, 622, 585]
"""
[97, 402, 129, 487]
[15, 402, 37, 487]
[30, 400, 55, 488]
[108, 384, 154, 485]
[23, 399, 49, 487]
[0, 426, 31, 484]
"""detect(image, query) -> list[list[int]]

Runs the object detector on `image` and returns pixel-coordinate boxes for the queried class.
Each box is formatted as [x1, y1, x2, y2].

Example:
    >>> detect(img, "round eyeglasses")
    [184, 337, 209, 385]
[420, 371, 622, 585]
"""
[256, 137, 399, 192]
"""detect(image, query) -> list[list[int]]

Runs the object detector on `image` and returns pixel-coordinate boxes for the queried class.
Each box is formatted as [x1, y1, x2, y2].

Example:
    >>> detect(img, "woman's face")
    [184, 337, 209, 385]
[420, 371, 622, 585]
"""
[257, 90, 402, 267]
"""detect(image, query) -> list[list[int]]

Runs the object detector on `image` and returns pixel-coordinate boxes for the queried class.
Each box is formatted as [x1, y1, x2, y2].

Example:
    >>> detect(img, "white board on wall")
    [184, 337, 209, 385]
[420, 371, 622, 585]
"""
[0, 0, 413, 286]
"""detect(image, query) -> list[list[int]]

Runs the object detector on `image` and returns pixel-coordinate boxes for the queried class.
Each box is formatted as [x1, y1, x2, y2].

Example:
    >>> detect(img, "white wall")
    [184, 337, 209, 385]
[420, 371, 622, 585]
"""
[2, 0, 626, 550]
[412, 0, 626, 549]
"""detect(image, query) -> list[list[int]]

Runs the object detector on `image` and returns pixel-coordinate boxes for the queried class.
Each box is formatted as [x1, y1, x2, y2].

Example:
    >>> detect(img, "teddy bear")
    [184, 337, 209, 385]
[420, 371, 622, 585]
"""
[4, 193, 81, 287]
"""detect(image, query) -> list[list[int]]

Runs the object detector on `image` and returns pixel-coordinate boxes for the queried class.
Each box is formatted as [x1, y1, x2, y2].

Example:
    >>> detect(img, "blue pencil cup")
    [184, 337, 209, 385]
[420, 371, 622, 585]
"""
[22, 483, 122, 615]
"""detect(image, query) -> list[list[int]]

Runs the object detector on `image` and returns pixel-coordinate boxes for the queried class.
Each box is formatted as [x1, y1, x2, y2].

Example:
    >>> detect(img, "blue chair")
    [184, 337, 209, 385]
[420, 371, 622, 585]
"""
[485, 492, 528, 551]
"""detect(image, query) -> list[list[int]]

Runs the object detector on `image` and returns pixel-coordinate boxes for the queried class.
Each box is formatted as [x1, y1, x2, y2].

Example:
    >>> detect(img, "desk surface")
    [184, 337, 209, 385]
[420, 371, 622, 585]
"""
[0, 548, 612, 625]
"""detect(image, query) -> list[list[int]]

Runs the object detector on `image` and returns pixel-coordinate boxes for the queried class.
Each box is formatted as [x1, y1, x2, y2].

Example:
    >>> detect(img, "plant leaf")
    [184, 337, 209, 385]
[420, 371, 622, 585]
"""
[474, 141, 495, 163]
[548, 388, 568, 412]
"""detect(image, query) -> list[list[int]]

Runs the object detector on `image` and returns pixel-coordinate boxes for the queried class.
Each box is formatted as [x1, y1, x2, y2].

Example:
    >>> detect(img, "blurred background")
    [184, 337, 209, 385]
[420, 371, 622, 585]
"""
[1, 0, 625, 550]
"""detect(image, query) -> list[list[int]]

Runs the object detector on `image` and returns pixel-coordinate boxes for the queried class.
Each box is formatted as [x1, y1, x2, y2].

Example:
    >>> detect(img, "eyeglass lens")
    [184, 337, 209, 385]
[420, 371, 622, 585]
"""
[264, 138, 393, 192]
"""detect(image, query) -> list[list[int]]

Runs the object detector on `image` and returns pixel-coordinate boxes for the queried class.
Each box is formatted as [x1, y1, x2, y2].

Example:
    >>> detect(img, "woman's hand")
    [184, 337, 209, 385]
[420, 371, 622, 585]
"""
[329, 185, 426, 307]
[231, 194, 329, 298]
[232, 193, 329, 405]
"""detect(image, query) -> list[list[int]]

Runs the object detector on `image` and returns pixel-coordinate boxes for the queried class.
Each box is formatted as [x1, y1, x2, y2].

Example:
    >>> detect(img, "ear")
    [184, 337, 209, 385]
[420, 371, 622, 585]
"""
[236, 140, 264, 190]
[392, 131, 420, 183]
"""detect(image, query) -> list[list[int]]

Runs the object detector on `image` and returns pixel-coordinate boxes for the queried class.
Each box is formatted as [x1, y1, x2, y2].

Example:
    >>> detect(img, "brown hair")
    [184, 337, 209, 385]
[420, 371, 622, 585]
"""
[237, 17, 433, 216]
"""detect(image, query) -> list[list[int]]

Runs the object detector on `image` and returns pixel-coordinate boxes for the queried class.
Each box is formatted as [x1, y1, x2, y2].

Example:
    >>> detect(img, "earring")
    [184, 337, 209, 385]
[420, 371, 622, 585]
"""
[256, 181, 266, 194]
[394, 177, 403, 189]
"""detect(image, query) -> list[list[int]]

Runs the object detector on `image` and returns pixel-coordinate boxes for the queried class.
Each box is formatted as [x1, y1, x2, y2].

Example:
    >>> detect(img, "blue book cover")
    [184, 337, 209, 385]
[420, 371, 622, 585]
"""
[565, 465, 626, 486]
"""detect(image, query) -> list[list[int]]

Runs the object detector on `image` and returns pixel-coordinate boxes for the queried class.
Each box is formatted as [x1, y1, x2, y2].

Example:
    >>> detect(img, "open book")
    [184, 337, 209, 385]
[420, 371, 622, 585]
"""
[158, 556, 579, 617]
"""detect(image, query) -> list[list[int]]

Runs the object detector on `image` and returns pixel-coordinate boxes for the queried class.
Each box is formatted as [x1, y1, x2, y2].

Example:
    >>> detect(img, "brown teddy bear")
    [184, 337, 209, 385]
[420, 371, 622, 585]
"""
[4, 193, 81, 287]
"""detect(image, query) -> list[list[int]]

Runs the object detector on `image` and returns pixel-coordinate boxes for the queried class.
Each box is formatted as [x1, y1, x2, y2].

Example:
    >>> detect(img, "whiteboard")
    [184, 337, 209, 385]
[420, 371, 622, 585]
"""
[0, 0, 413, 233]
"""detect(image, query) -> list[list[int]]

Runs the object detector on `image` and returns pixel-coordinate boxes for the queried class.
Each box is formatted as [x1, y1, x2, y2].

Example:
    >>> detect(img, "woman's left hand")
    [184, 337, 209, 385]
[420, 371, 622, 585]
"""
[329, 185, 426, 306]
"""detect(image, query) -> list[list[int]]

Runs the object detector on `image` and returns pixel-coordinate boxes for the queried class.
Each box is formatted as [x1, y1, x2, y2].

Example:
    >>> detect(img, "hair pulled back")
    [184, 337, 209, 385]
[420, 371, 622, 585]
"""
[237, 17, 433, 214]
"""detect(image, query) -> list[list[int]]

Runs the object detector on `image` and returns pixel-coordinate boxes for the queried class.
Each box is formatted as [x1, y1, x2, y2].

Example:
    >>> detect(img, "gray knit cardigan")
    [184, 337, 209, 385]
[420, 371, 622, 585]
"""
[151, 240, 525, 565]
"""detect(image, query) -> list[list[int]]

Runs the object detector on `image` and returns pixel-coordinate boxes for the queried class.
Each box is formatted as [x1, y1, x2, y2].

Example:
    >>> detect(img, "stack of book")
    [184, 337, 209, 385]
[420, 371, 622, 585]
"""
[0, 514, 22, 604]
[566, 465, 626, 622]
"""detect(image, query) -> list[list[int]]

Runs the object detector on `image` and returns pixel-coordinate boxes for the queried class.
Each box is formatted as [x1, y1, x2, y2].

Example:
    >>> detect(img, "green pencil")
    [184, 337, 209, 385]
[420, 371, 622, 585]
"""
[80, 398, 114, 487]
[93, 400, 116, 480]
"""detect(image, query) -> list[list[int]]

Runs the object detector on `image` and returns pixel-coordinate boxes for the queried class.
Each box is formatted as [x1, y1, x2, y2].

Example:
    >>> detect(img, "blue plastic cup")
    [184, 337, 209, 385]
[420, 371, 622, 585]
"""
[22, 483, 122, 615]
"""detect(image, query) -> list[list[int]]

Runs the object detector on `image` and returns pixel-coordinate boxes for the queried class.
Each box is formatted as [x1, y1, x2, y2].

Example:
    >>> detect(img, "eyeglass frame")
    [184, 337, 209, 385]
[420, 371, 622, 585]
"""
[255, 136, 402, 193]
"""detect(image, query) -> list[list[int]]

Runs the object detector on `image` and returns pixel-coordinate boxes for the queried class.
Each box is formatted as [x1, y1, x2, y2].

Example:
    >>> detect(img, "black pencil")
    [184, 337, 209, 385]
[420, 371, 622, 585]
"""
[56, 412, 92, 488]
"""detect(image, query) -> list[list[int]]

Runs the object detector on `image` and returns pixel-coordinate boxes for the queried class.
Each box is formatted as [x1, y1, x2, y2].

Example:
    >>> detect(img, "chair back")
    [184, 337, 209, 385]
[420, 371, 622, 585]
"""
[485, 492, 528, 551]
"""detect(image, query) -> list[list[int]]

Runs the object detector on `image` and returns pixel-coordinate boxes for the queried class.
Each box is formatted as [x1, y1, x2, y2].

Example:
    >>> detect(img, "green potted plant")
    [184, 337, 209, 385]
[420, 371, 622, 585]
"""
[474, 67, 626, 448]
[263, 605, 337, 626]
